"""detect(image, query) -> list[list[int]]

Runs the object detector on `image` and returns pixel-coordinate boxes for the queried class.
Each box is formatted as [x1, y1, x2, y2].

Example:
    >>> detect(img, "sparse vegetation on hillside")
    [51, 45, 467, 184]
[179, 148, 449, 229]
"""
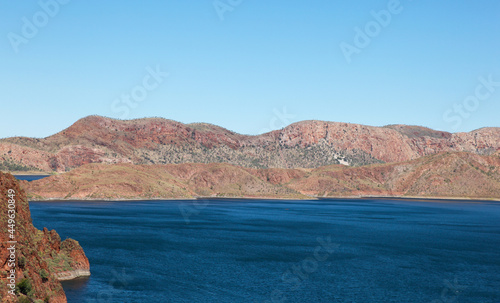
[24, 152, 500, 200]
[0, 158, 39, 172]
[1, 116, 499, 173]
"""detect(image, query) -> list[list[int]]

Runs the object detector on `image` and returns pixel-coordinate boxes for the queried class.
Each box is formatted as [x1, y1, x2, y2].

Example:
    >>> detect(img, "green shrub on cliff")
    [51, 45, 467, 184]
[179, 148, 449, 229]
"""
[15, 278, 32, 296]
[18, 256, 26, 268]
[40, 269, 49, 282]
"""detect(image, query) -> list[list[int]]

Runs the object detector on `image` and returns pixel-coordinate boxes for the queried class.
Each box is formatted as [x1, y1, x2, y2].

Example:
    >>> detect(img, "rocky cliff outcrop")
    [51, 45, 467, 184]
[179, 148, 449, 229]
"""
[0, 172, 90, 303]
[24, 152, 500, 200]
[1, 116, 499, 172]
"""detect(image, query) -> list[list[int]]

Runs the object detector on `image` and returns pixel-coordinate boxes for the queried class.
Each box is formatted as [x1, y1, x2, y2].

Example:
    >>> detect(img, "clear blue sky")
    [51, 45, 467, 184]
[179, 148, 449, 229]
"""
[1, 0, 499, 138]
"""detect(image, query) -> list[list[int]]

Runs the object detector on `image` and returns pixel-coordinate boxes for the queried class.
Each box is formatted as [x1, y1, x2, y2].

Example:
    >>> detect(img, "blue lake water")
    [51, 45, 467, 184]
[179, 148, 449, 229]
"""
[14, 175, 50, 182]
[28, 198, 500, 302]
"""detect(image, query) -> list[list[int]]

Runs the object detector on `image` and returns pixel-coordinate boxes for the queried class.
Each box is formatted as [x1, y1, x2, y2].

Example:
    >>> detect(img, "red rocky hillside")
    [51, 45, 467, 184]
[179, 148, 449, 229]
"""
[24, 152, 500, 200]
[0, 172, 90, 303]
[1, 116, 499, 172]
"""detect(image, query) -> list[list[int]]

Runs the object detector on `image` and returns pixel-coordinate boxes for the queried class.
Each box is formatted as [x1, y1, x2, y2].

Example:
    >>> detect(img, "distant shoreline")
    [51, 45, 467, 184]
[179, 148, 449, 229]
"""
[28, 195, 500, 203]
[4, 171, 52, 175]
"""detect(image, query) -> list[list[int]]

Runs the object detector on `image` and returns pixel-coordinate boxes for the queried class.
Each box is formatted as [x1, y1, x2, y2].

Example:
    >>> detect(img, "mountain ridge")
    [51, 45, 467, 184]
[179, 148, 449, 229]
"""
[1, 115, 499, 172]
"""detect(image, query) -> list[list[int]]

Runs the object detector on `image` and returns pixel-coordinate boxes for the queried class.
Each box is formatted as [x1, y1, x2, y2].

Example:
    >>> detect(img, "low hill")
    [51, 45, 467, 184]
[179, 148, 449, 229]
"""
[25, 163, 306, 200]
[24, 152, 500, 200]
[287, 152, 500, 199]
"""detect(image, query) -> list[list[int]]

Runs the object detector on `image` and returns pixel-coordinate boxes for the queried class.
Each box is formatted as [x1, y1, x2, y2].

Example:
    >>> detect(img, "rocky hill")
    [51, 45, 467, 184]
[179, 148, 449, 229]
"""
[24, 162, 306, 200]
[287, 152, 500, 198]
[1, 116, 499, 172]
[24, 152, 500, 200]
[0, 172, 90, 303]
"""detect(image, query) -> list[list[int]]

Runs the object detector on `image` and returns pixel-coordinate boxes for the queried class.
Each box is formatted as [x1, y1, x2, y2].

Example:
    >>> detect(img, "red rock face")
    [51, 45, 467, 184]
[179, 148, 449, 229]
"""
[0, 172, 90, 302]
[48, 145, 132, 171]
[269, 122, 500, 163]
[269, 121, 417, 163]
[1, 116, 499, 172]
